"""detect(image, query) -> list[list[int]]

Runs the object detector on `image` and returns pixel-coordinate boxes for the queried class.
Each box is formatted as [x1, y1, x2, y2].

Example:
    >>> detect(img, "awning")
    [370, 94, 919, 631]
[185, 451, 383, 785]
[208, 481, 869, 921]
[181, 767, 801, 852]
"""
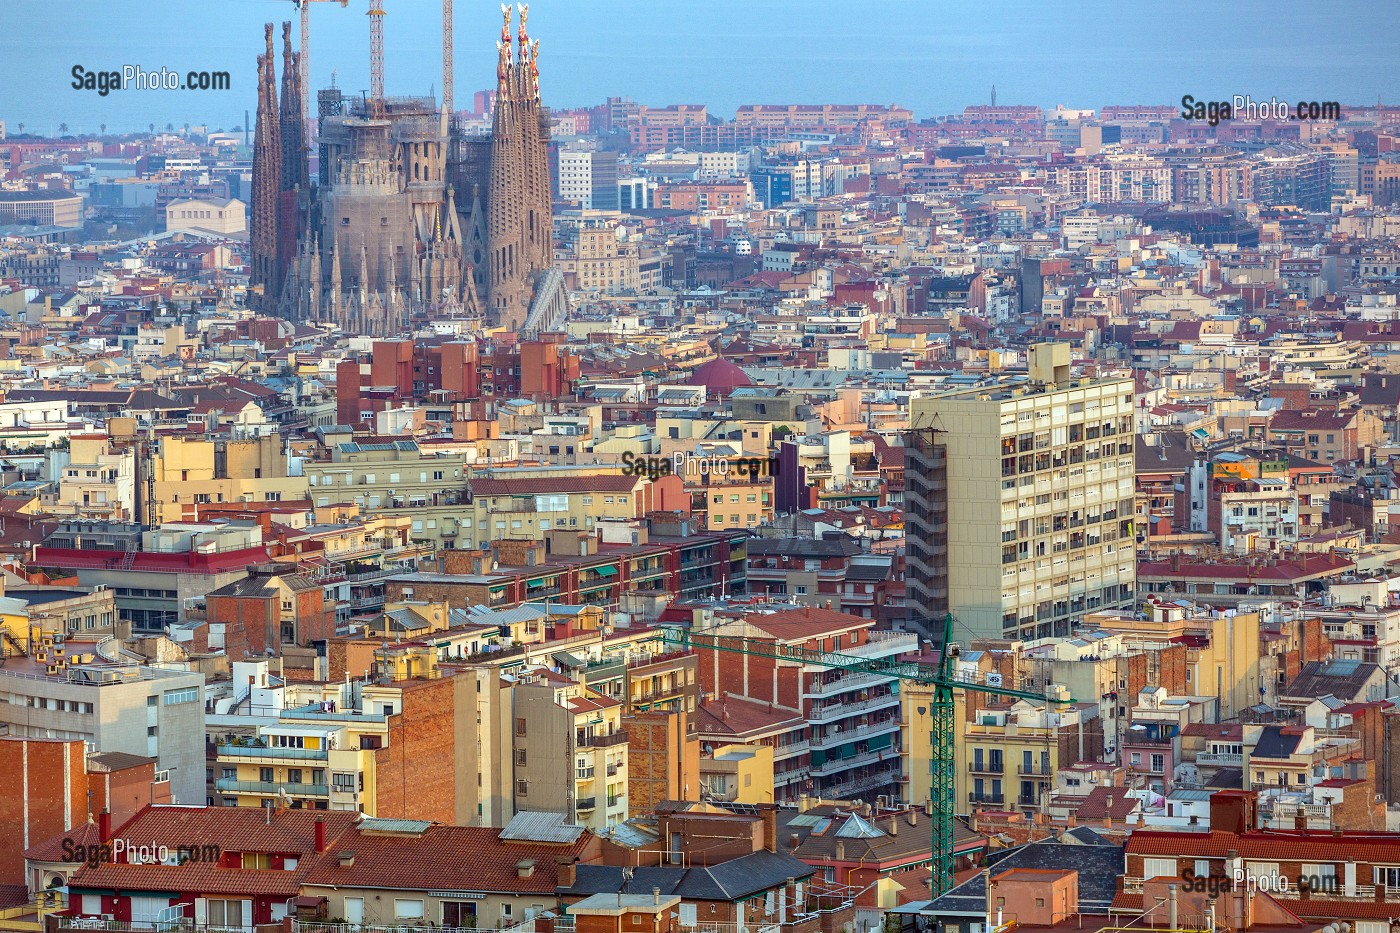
[591, 566, 618, 578]
[526, 576, 551, 587]
[553, 651, 586, 669]
[294, 897, 327, 908]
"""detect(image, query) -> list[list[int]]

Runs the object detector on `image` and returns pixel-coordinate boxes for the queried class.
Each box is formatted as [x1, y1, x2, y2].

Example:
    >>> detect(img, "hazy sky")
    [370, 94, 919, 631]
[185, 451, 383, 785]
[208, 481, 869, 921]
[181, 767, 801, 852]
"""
[4, 0, 1399, 134]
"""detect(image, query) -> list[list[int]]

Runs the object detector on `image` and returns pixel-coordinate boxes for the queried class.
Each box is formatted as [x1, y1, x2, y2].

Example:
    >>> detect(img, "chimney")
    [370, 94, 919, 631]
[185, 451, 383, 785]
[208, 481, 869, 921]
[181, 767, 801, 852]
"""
[762, 805, 777, 853]
[653, 887, 661, 906]
[908, 809, 917, 827]
[557, 856, 577, 889]
[1169, 885, 1178, 931]
[1294, 811, 1307, 833]
[98, 809, 112, 843]
[789, 833, 801, 850]
[315, 818, 327, 853]
[835, 841, 846, 861]
[517, 859, 536, 879]
[888, 817, 898, 836]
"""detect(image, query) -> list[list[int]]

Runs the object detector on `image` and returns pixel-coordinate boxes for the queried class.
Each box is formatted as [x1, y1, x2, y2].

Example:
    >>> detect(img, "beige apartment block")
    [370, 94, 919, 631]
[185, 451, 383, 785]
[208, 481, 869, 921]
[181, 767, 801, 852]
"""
[511, 668, 630, 831]
[150, 434, 307, 523]
[908, 343, 1137, 642]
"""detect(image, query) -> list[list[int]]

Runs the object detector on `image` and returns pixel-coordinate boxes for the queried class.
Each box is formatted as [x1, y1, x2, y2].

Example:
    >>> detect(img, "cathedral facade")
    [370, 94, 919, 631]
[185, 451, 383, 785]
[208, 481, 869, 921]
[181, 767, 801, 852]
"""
[250, 5, 566, 337]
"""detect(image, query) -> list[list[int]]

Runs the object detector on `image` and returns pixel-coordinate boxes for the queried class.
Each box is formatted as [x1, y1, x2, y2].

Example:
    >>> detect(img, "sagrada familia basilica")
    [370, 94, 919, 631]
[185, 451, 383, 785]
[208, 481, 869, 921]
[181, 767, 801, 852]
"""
[249, 5, 567, 337]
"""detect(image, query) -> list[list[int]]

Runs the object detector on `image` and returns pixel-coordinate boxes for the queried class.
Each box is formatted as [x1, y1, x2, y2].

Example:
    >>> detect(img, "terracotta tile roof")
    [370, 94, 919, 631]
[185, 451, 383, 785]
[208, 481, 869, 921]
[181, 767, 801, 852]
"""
[111, 804, 361, 852]
[25, 819, 103, 862]
[302, 825, 592, 893]
[67, 806, 361, 899]
[695, 696, 804, 739]
[738, 606, 872, 642]
[470, 475, 641, 497]
[1074, 786, 1141, 821]
[1127, 828, 1400, 862]
[70, 864, 309, 897]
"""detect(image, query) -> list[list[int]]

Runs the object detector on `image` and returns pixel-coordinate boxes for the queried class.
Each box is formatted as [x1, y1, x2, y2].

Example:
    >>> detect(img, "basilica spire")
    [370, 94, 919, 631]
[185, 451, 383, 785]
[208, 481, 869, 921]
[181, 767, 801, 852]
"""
[250, 23, 283, 313]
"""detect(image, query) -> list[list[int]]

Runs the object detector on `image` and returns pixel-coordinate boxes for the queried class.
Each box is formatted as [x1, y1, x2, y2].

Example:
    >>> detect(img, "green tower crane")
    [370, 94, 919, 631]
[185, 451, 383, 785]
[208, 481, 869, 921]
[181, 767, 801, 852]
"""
[663, 613, 1074, 898]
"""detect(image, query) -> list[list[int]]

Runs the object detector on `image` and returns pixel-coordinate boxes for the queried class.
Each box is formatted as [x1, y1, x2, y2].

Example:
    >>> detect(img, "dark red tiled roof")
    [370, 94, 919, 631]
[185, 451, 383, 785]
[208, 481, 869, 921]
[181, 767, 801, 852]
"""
[302, 825, 592, 893]
[470, 475, 641, 496]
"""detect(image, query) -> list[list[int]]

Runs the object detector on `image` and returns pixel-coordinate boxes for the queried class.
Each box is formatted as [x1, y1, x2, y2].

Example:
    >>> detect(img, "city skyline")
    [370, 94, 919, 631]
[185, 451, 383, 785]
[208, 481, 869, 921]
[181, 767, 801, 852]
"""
[5, 0, 1399, 133]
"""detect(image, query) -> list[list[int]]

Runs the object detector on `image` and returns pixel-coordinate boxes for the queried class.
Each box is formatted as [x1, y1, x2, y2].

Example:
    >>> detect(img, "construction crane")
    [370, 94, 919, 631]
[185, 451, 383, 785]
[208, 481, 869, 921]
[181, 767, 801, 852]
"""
[441, 0, 453, 127]
[662, 613, 1073, 899]
[366, 0, 385, 115]
[291, 0, 349, 125]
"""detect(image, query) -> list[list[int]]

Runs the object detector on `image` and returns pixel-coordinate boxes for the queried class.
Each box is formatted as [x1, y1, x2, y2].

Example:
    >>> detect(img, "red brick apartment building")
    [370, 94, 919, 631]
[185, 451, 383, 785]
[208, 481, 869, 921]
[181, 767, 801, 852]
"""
[1121, 790, 1400, 928]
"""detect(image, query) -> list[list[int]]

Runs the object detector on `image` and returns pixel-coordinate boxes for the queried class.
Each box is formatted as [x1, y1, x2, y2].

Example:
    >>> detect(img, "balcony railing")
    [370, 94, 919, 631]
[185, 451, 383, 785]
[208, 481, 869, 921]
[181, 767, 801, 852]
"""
[215, 744, 330, 762]
[578, 731, 628, 748]
[214, 778, 329, 797]
[1195, 752, 1244, 766]
[1017, 763, 1052, 776]
[970, 793, 1005, 805]
[811, 747, 895, 777]
[808, 692, 901, 723]
[575, 797, 596, 811]
[969, 761, 1005, 775]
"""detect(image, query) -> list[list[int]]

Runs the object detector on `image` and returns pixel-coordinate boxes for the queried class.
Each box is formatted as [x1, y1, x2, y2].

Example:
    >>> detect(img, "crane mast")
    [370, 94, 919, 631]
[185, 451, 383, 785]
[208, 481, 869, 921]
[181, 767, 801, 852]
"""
[367, 0, 385, 116]
[442, 0, 453, 127]
[292, 0, 349, 126]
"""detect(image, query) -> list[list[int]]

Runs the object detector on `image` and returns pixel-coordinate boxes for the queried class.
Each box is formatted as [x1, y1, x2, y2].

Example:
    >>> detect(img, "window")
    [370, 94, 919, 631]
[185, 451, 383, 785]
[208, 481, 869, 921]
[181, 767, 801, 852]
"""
[1143, 858, 1176, 881]
[517, 779, 528, 796]
[207, 899, 244, 928]
[394, 900, 425, 920]
[260, 767, 274, 782]
[443, 903, 477, 927]
[164, 687, 198, 705]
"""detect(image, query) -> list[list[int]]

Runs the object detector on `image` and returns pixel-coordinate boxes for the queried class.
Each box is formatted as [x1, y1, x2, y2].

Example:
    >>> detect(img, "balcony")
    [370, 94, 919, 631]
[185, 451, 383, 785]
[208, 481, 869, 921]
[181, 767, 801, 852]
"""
[773, 739, 810, 759]
[215, 744, 330, 763]
[822, 766, 902, 798]
[1017, 763, 1052, 777]
[811, 747, 894, 777]
[579, 731, 628, 748]
[1196, 751, 1244, 766]
[808, 692, 901, 723]
[214, 778, 329, 797]
[969, 760, 1005, 775]
[575, 797, 596, 812]
[970, 793, 1005, 806]
[805, 671, 899, 698]
[811, 717, 900, 749]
